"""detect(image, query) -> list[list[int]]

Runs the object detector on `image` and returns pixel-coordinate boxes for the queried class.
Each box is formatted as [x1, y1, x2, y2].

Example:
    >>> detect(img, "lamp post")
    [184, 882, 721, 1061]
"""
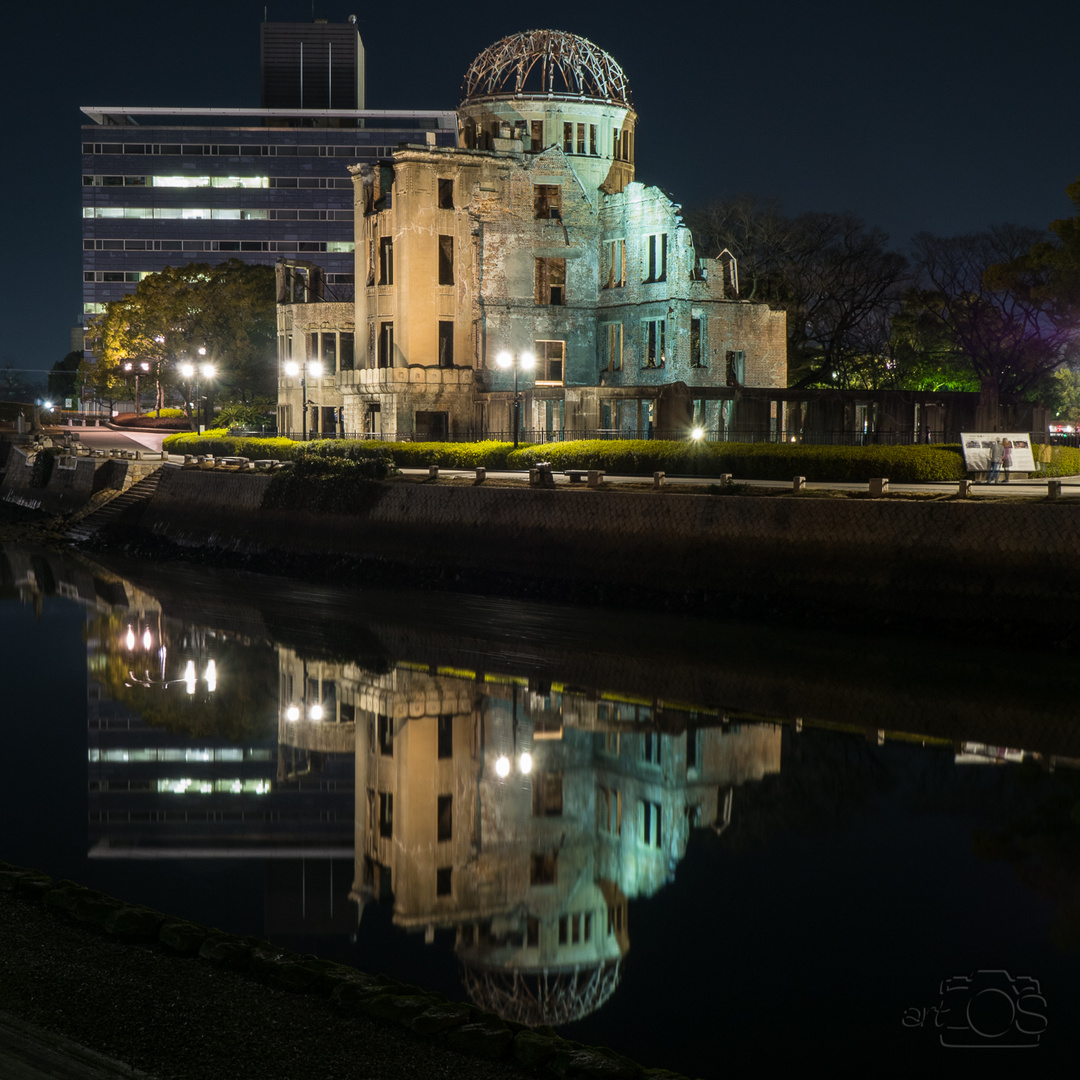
[496, 350, 535, 449]
[179, 351, 215, 432]
[123, 361, 150, 417]
[285, 359, 323, 440]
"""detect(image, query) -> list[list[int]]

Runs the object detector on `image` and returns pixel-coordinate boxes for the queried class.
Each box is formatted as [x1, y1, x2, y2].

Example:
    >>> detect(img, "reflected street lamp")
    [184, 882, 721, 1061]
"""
[496, 350, 535, 449]
[285, 359, 323, 441]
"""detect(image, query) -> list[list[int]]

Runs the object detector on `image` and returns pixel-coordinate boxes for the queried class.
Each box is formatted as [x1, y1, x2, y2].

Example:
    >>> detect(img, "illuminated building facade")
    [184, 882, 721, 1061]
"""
[276, 29, 787, 440]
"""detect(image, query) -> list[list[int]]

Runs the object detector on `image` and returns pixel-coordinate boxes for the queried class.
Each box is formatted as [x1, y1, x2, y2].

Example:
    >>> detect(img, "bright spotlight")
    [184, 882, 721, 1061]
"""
[496, 351, 512, 369]
[520, 352, 535, 370]
[308, 361, 324, 378]
[495, 754, 511, 778]
[142, 627, 152, 650]
[691, 427, 704, 441]
[180, 363, 194, 378]
[519, 752, 533, 775]
[284, 361, 299, 377]
[310, 704, 323, 721]
[125, 626, 135, 651]
[200, 364, 216, 379]
[286, 706, 300, 722]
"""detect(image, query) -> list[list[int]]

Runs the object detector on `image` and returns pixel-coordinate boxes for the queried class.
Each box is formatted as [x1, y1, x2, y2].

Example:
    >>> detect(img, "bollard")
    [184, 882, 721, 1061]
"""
[653, 471, 665, 489]
[1048, 480, 1062, 499]
[428, 464, 439, 480]
[869, 477, 888, 497]
[793, 475, 806, 492]
[587, 469, 604, 488]
[958, 479, 973, 497]
[475, 466, 486, 484]
[719, 473, 732, 486]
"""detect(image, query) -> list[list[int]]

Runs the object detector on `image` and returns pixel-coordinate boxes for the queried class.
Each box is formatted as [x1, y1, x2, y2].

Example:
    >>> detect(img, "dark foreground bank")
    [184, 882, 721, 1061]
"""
[0, 864, 682, 1080]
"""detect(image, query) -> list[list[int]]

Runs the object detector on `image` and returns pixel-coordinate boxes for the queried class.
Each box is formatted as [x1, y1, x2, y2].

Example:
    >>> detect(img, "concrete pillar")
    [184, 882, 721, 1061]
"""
[587, 470, 604, 488]
[653, 471, 665, 488]
[428, 465, 439, 480]
[793, 476, 806, 492]
[958, 479, 973, 497]
[719, 473, 732, 485]
[475, 467, 486, 484]
[1048, 480, 1062, 499]
[869, 477, 888, 497]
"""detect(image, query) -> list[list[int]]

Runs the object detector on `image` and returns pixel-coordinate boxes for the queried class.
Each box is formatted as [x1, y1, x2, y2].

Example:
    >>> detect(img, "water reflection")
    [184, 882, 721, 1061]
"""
[4, 541, 1080, 1065]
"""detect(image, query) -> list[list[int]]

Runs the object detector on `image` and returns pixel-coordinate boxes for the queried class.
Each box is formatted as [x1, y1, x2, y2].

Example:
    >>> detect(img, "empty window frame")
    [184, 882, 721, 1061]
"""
[438, 235, 454, 285]
[530, 120, 544, 150]
[644, 233, 667, 282]
[589, 124, 598, 155]
[377, 713, 393, 756]
[378, 791, 393, 837]
[642, 800, 662, 847]
[530, 852, 557, 885]
[726, 349, 745, 387]
[534, 340, 565, 384]
[534, 184, 561, 220]
[576, 123, 586, 154]
[605, 239, 626, 288]
[437, 795, 453, 842]
[436, 867, 452, 896]
[535, 258, 566, 305]
[378, 236, 394, 285]
[437, 714, 453, 759]
[690, 315, 704, 367]
[597, 785, 622, 835]
[601, 322, 622, 371]
[339, 332, 355, 370]
[378, 322, 394, 368]
[643, 319, 666, 367]
[437, 177, 454, 209]
[563, 123, 574, 153]
[438, 321, 454, 367]
[532, 773, 564, 817]
[643, 731, 662, 765]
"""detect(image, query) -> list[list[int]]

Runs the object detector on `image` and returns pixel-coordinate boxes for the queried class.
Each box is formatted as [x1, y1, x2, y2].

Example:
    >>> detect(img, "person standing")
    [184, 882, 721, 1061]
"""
[987, 438, 1003, 483]
[1001, 438, 1013, 483]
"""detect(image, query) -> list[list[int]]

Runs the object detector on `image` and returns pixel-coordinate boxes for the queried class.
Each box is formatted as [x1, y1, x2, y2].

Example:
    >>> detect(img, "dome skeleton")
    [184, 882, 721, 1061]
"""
[461, 30, 631, 106]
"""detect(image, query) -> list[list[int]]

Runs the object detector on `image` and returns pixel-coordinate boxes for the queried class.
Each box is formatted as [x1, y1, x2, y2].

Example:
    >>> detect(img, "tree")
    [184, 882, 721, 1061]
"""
[686, 198, 910, 388]
[47, 351, 83, 404]
[1042, 367, 1080, 427]
[85, 260, 277, 416]
[910, 225, 1074, 414]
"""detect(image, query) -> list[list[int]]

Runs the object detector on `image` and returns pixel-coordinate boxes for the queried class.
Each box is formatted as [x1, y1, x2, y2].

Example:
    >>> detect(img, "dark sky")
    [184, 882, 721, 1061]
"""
[4, 0, 1079, 375]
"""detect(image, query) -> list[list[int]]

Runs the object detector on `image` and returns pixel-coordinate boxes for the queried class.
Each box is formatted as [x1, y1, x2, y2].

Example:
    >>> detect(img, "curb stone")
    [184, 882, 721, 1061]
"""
[0, 861, 698, 1080]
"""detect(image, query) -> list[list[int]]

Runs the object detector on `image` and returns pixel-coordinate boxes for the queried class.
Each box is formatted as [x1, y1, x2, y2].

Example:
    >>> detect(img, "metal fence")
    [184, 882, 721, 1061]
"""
[271, 428, 982, 445]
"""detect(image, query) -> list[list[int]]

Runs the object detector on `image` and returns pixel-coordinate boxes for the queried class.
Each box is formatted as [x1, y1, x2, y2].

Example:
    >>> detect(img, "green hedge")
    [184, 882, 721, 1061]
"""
[160, 434, 1080, 483]
[506, 440, 969, 483]
[263, 457, 391, 514]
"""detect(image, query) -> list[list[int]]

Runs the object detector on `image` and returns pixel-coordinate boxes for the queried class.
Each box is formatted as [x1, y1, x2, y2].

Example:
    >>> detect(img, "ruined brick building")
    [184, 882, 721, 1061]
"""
[277, 29, 787, 440]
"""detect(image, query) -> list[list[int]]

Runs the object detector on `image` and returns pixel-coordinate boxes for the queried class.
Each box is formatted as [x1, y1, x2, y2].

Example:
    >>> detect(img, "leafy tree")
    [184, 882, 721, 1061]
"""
[85, 259, 277, 415]
[910, 225, 1074, 413]
[687, 198, 909, 388]
[1042, 367, 1080, 427]
[47, 351, 84, 404]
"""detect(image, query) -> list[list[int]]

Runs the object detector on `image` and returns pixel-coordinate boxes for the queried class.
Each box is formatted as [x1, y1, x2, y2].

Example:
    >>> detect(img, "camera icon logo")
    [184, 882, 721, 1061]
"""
[938, 970, 1047, 1048]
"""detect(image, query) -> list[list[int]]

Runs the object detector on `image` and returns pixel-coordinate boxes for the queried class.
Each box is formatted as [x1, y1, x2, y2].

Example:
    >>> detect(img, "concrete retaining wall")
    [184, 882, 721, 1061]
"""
[126, 469, 1080, 624]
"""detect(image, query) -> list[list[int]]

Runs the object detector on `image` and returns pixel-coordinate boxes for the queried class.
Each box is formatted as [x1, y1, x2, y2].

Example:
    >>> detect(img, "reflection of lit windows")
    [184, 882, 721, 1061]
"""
[155, 778, 271, 795]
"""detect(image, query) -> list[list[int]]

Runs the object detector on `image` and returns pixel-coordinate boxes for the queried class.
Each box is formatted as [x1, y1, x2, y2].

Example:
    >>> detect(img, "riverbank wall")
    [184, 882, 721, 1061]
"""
[92, 468, 1080, 632]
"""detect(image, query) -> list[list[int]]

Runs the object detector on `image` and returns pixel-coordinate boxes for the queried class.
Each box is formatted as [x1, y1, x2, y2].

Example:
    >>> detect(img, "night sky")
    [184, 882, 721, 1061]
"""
[4, 0, 1079, 375]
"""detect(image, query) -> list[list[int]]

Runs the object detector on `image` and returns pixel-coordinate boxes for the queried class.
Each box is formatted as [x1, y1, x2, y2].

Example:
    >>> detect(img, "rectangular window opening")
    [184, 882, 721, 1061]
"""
[437, 177, 454, 209]
[535, 258, 566, 306]
[437, 714, 453, 759]
[534, 339, 565, 385]
[532, 773, 564, 817]
[436, 867, 452, 896]
[437, 794, 453, 842]
[530, 852, 557, 885]
[438, 235, 454, 286]
[534, 184, 561, 220]
[379, 236, 394, 285]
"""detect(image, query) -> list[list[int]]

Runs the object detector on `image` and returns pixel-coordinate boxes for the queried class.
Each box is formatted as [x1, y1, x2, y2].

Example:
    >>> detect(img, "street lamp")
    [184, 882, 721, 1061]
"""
[284, 359, 323, 440]
[123, 361, 150, 417]
[495, 350, 535, 449]
[179, 351, 215, 432]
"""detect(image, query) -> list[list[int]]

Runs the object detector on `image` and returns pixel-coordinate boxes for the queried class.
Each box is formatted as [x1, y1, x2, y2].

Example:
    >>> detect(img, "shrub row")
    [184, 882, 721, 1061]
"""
[507, 440, 970, 483]
[161, 434, 1080, 483]
[262, 457, 392, 515]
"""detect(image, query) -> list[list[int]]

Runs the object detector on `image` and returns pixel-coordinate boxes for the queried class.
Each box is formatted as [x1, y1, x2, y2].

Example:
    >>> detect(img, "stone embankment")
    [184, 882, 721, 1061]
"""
[0, 861, 672, 1080]
[84, 467, 1080, 631]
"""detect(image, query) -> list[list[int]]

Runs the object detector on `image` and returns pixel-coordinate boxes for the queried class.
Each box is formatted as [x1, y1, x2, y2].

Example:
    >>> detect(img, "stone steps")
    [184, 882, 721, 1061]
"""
[66, 466, 169, 540]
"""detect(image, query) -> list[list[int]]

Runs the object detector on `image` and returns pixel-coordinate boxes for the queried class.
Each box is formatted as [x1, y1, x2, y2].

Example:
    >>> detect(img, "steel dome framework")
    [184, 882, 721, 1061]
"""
[461, 30, 631, 107]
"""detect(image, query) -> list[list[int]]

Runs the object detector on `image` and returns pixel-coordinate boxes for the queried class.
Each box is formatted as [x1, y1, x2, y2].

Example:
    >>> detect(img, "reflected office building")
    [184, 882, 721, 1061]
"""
[278, 652, 780, 1024]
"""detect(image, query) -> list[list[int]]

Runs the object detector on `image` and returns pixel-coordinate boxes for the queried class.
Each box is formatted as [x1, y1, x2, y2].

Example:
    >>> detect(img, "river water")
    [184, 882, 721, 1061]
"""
[2, 541, 1078, 1077]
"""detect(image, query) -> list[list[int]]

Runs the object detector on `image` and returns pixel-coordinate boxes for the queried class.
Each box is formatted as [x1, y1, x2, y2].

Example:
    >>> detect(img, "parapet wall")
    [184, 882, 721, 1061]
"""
[131, 470, 1080, 626]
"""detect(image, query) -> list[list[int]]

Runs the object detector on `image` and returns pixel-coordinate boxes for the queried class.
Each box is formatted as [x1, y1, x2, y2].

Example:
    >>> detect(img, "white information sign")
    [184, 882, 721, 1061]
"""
[960, 433, 1037, 474]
